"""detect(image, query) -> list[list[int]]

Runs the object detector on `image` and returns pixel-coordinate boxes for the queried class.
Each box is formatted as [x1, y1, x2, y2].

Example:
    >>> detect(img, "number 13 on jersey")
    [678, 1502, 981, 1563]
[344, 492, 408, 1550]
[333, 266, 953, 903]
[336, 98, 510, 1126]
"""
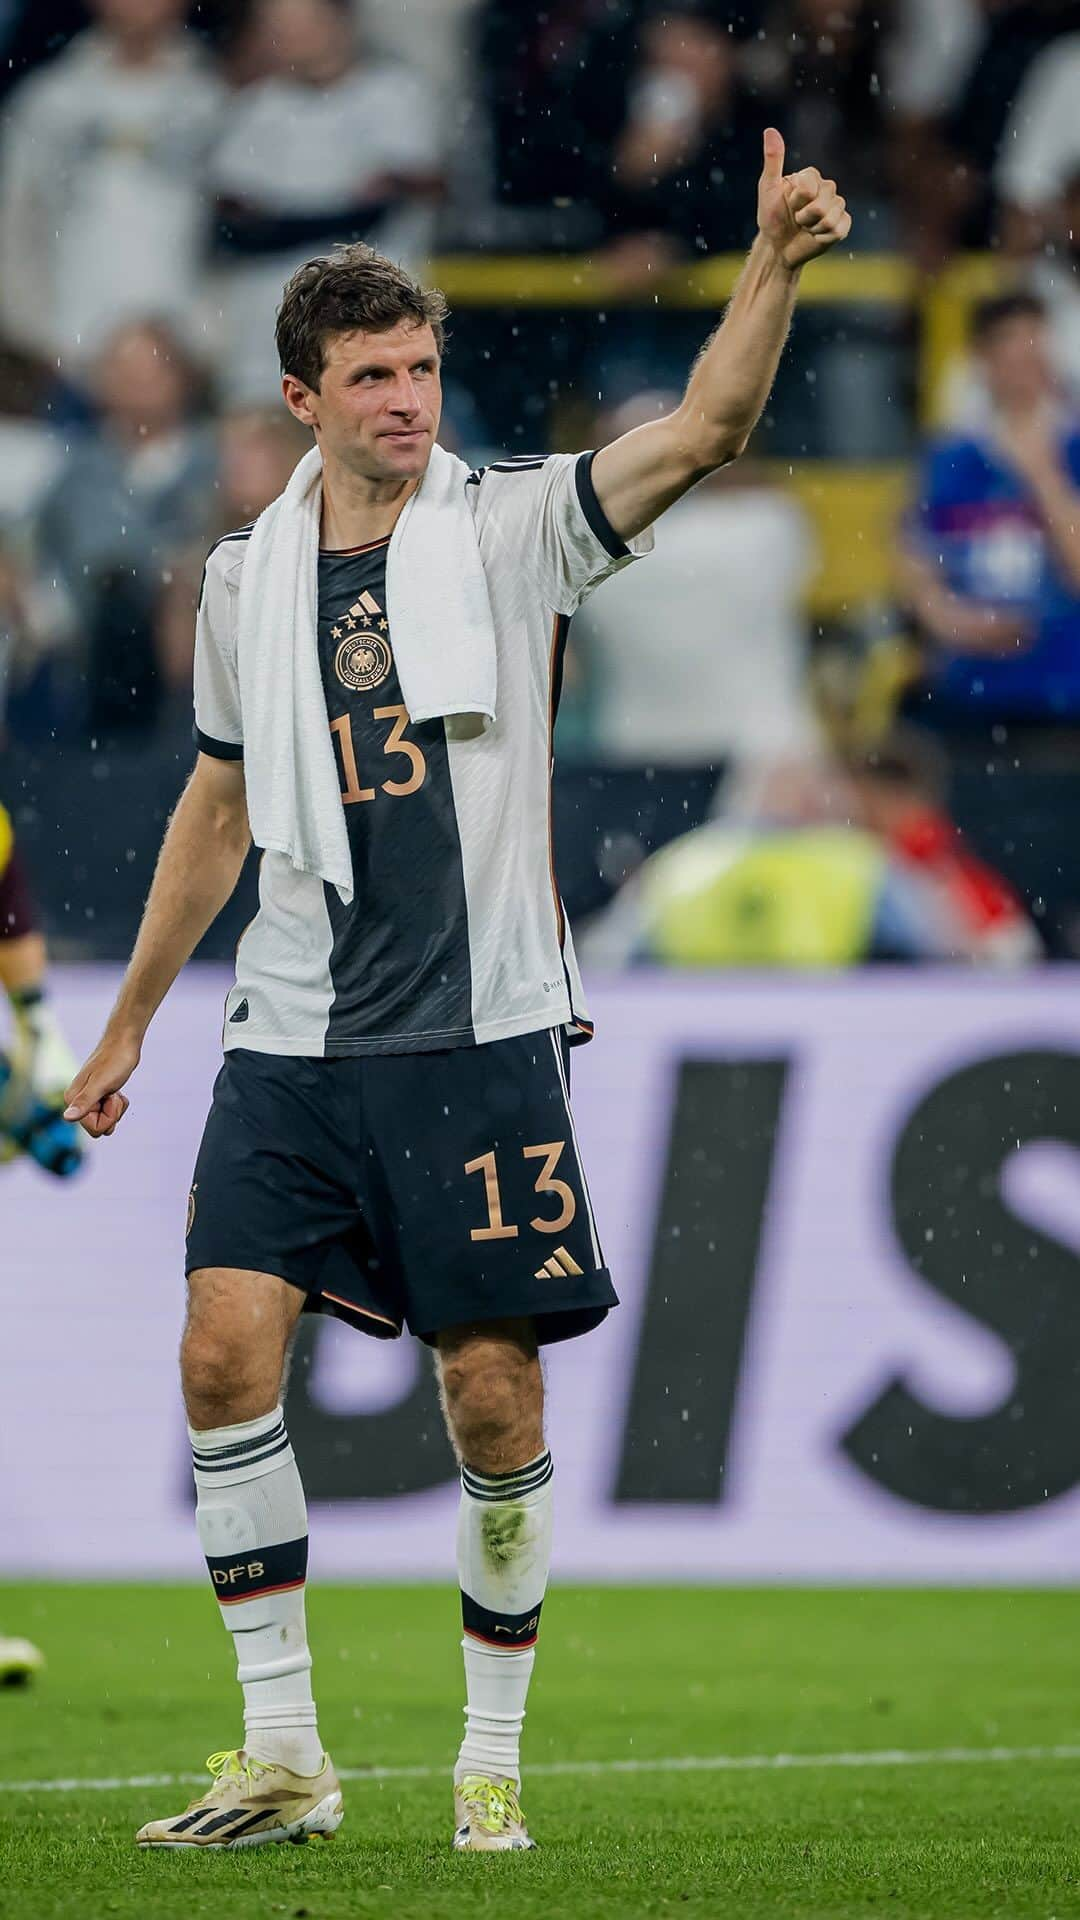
[330, 704, 426, 804]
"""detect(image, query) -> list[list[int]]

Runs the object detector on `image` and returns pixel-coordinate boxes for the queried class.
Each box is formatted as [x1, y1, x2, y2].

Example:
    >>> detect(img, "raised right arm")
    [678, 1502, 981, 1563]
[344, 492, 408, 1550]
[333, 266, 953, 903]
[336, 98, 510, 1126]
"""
[64, 753, 251, 1137]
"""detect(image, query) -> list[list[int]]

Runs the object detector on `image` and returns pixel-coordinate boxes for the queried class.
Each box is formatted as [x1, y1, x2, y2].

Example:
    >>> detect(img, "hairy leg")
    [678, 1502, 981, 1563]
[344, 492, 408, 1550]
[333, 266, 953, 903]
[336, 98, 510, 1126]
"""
[436, 1317, 544, 1472]
[182, 1267, 305, 1429]
[438, 1320, 551, 1807]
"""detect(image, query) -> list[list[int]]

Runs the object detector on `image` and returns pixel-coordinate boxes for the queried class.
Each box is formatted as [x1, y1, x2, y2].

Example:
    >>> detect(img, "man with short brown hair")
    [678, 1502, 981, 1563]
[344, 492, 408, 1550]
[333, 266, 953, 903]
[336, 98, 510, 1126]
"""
[66, 134, 850, 1853]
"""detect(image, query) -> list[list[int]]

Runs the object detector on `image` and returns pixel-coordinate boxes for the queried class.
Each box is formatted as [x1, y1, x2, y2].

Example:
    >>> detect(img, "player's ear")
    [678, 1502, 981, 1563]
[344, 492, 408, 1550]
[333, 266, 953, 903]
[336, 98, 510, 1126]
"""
[282, 374, 318, 428]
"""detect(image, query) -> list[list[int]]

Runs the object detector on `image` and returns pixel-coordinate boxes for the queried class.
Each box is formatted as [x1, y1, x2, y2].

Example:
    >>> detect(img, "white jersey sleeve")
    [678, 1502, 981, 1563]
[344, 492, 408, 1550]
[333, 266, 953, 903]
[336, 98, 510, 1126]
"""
[193, 532, 248, 758]
[467, 451, 654, 616]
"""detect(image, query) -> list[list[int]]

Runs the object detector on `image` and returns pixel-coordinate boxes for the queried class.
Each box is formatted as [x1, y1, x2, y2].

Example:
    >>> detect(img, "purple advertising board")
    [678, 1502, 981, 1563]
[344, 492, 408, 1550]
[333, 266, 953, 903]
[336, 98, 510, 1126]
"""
[3, 966, 1080, 1582]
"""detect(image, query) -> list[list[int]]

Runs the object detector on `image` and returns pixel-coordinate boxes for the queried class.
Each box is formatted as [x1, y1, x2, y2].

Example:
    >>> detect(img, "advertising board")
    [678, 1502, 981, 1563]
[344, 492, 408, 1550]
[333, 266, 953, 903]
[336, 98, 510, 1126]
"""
[4, 967, 1079, 1581]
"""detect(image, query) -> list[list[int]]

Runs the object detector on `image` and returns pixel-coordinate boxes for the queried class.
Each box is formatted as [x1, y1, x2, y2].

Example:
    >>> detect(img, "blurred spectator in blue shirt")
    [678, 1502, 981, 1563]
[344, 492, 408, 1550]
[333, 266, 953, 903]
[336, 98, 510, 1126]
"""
[900, 293, 1080, 725]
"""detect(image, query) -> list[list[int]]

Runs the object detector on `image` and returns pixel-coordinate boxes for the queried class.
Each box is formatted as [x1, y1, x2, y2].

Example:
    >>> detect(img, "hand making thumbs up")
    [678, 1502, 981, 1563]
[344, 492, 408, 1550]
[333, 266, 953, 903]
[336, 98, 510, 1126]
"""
[756, 126, 851, 272]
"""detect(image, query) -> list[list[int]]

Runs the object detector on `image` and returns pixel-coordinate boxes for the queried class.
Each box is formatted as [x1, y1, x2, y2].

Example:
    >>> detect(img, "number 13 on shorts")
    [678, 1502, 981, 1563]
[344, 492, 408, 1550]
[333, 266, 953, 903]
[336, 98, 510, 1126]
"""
[464, 1142, 577, 1241]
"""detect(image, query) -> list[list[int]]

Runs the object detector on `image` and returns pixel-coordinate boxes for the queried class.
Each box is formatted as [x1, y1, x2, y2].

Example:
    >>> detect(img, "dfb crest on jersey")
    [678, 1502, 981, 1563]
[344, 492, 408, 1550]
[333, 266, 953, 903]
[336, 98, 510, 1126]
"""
[335, 633, 392, 692]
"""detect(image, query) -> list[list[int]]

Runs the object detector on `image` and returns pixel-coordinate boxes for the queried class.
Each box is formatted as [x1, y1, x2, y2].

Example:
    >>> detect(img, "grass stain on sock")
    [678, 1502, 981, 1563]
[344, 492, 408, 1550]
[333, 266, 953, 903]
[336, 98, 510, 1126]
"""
[481, 1505, 527, 1569]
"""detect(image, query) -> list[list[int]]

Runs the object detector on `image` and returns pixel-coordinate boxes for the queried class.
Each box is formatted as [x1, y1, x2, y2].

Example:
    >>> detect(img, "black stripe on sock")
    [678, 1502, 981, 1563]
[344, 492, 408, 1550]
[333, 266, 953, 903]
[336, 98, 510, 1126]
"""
[193, 1435, 291, 1475]
[191, 1421, 285, 1464]
[461, 1590, 544, 1649]
[461, 1453, 552, 1503]
[205, 1535, 308, 1604]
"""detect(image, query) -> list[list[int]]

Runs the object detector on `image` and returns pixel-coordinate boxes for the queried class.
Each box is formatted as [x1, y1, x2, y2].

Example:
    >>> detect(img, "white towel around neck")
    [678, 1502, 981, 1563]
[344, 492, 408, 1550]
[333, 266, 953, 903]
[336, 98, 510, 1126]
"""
[237, 442, 497, 905]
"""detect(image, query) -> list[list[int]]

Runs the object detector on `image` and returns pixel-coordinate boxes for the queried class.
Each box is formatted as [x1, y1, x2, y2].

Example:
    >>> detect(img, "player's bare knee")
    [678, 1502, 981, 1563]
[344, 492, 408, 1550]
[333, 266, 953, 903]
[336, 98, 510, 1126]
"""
[181, 1269, 289, 1429]
[180, 1327, 262, 1429]
[438, 1327, 543, 1471]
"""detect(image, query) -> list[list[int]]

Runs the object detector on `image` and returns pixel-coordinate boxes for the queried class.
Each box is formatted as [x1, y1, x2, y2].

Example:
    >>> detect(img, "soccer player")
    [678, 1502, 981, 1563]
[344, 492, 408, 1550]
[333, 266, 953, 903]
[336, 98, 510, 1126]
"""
[65, 131, 849, 1852]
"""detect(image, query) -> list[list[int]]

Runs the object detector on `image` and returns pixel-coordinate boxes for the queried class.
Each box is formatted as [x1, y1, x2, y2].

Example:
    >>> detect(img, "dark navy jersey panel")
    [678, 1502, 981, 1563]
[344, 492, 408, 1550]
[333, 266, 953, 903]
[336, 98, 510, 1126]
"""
[317, 545, 473, 1054]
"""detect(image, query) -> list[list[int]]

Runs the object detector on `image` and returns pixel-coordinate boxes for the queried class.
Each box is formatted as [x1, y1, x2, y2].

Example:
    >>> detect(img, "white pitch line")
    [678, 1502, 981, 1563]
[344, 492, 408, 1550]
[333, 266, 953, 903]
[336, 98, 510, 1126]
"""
[5, 1744, 1080, 1796]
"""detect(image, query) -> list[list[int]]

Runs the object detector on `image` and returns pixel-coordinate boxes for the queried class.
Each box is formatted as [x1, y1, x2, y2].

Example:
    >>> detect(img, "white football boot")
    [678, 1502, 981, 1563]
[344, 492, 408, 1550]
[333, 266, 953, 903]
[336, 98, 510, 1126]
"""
[136, 1748, 343, 1849]
[453, 1773, 536, 1851]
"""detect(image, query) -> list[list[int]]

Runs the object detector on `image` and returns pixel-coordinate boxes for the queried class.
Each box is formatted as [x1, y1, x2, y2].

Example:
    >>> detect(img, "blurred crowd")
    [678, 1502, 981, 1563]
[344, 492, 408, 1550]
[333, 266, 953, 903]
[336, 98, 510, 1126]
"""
[2, 0, 1080, 966]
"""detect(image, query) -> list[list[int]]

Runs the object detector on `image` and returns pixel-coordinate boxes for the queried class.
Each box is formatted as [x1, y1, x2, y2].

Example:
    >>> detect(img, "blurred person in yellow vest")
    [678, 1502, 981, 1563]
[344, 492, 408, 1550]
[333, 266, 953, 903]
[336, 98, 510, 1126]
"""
[584, 734, 1041, 969]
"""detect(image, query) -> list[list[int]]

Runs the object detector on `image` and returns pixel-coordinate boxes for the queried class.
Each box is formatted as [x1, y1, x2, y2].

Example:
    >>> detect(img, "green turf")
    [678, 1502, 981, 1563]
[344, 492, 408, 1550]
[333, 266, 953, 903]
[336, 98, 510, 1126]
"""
[1, 1584, 1078, 1919]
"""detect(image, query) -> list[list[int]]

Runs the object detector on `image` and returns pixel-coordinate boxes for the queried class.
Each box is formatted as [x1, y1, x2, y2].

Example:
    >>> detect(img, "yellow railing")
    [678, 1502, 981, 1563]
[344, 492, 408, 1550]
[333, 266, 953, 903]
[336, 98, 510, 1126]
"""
[430, 251, 1011, 430]
[429, 251, 1016, 615]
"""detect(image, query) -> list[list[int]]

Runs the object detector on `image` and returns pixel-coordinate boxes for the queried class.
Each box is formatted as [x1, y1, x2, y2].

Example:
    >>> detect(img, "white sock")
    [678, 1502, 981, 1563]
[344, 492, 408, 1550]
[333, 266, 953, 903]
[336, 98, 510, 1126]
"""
[190, 1405, 323, 1775]
[455, 1450, 553, 1789]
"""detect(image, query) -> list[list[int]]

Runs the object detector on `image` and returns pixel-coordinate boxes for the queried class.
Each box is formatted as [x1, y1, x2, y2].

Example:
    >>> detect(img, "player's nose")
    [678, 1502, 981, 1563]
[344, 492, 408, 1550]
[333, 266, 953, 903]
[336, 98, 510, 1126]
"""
[388, 374, 422, 416]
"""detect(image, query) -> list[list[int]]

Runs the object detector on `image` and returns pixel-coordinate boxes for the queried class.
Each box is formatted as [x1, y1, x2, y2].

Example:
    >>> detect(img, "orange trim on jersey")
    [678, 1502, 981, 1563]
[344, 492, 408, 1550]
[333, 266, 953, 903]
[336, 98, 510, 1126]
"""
[319, 1287, 401, 1333]
[217, 1578, 306, 1606]
[320, 536, 392, 556]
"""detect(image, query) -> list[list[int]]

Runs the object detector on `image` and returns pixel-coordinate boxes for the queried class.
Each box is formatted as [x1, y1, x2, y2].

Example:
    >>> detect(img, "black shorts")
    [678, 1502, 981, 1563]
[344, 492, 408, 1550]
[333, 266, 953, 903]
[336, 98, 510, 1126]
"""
[185, 1030, 616, 1346]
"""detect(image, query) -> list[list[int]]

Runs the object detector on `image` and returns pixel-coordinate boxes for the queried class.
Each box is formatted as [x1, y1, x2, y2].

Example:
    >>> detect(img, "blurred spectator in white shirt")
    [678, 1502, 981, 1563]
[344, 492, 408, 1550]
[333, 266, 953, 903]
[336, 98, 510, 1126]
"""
[0, 0, 224, 378]
[883, 0, 980, 123]
[572, 395, 819, 774]
[210, 0, 443, 404]
[884, 0, 1072, 268]
[996, 32, 1080, 253]
[358, 0, 480, 152]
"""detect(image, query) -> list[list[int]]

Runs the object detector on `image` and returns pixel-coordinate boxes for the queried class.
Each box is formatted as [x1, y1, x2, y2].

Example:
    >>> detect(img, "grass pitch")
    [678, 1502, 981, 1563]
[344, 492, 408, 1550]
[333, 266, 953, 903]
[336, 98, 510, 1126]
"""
[0, 1584, 1078, 1919]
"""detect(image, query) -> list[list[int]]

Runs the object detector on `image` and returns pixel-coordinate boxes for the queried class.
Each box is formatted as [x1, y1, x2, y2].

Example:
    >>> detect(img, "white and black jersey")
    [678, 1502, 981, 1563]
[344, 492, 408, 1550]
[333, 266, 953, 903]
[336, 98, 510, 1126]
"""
[194, 450, 652, 1057]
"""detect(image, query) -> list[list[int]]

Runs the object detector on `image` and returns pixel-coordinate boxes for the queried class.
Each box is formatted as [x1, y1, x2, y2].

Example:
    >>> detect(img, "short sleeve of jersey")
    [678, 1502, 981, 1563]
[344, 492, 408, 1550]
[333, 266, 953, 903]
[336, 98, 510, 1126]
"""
[193, 539, 245, 759]
[468, 450, 654, 616]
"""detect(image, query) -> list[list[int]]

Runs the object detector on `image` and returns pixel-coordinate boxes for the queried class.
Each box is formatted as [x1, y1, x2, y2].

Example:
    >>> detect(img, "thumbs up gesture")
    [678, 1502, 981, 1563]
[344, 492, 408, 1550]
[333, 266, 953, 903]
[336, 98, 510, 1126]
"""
[757, 127, 851, 271]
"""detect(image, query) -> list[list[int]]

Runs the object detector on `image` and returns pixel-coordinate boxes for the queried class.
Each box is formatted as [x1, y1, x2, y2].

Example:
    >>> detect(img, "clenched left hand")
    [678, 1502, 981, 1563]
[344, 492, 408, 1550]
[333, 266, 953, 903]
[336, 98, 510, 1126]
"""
[757, 127, 851, 272]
